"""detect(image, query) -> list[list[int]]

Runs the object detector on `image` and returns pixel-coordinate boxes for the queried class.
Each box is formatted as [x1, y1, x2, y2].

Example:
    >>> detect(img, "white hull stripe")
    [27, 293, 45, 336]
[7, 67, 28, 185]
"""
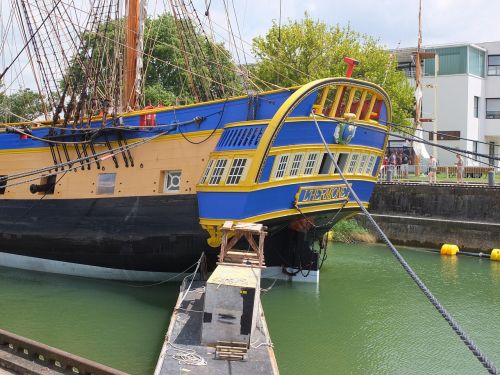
[0, 252, 320, 283]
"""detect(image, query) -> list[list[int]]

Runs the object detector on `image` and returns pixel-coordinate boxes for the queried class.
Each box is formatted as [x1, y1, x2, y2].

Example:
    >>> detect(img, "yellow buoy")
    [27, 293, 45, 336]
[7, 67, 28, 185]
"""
[440, 244, 459, 256]
[491, 249, 500, 261]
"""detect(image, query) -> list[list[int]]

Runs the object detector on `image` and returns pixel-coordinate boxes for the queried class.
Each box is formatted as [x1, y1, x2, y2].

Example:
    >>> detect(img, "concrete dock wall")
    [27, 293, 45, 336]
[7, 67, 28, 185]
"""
[359, 183, 500, 252]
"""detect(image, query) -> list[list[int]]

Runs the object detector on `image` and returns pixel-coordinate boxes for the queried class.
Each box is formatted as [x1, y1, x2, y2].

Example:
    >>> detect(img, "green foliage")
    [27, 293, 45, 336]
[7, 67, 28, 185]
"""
[0, 89, 46, 122]
[65, 14, 240, 106]
[332, 218, 374, 243]
[142, 14, 240, 103]
[251, 14, 414, 126]
[143, 83, 177, 106]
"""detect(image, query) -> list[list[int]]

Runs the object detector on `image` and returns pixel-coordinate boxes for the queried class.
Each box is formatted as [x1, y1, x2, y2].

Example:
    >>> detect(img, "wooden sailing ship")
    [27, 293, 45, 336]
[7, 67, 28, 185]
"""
[0, 0, 391, 281]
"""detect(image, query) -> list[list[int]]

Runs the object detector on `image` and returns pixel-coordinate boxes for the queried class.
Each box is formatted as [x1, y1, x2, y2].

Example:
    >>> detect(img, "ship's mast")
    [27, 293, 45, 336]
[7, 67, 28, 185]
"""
[123, 0, 145, 111]
[415, 0, 422, 128]
[413, 0, 423, 175]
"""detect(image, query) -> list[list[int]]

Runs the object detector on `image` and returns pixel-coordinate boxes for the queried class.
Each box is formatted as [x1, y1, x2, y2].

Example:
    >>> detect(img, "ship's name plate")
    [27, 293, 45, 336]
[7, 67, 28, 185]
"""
[295, 184, 350, 207]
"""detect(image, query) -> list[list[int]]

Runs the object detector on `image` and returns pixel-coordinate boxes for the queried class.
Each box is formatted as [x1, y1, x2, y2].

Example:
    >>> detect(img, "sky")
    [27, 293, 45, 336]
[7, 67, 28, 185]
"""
[3, 0, 500, 92]
[226, 0, 500, 50]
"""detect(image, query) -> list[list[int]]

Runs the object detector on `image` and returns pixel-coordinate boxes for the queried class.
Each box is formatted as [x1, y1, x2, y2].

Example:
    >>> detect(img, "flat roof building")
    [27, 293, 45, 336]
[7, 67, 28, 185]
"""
[394, 42, 500, 168]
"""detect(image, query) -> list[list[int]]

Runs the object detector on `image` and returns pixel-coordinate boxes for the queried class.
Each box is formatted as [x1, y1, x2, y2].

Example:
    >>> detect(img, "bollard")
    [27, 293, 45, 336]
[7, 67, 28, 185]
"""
[386, 169, 393, 182]
[488, 171, 495, 187]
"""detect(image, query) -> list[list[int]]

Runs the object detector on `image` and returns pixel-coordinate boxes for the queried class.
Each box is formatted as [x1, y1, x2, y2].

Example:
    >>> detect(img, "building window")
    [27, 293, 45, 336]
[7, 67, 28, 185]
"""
[200, 160, 213, 184]
[0, 175, 7, 194]
[474, 96, 479, 118]
[347, 154, 359, 174]
[289, 153, 304, 177]
[209, 159, 227, 185]
[164, 171, 181, 192]
[473, 141, 478, 161]
[303, 153, 319, 175]
[97, 173, 116, 195]
[226, 158, 247, 185]
[486, 98, 500, 119]
[274, 154, 290, 179]
[488, 55, 500, 76]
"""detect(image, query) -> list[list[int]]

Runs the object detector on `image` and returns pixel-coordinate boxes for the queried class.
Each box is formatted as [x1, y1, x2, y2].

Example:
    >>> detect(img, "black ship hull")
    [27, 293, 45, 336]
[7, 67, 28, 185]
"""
[0, 195, 354, 280]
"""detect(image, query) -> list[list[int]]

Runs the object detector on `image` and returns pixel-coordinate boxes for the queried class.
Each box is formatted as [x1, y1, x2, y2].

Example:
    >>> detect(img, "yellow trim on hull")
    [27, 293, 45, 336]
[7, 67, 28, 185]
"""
[0, 129, 223, 155]
[200, 201, 368, 247]
[0, 86, 299, 130]
[197, 175, 378, 193]
[243, 78, 391, 184]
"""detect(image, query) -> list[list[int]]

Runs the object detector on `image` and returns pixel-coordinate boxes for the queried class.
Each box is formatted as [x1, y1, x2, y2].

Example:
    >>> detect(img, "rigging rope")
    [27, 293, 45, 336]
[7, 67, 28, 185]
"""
[315, 113, 500, 166]
[312, 112, 498, 375]
[0, 0, 63, 81]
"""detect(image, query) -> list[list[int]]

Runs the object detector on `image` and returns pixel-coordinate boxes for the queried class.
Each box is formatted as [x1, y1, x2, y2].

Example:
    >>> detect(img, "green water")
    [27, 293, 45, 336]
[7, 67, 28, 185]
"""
[1, 243, 499, 374]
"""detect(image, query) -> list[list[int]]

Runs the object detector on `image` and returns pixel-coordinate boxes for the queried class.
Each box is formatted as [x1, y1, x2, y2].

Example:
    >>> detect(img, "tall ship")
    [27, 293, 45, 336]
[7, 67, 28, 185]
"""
[0, 0, 391, 281]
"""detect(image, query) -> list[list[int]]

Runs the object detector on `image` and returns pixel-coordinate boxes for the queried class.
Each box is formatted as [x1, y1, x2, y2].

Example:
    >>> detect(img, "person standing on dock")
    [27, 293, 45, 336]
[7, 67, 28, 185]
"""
[428, 155, 437, 184]
[456, 154, 464, 184]
[389, 152, 397, 176]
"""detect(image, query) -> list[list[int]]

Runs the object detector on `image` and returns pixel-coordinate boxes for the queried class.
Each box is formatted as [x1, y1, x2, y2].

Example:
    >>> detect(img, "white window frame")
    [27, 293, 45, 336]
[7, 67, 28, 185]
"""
[199, 159, 214, 184]
[289, 153, 305, 177]
[364, 155, 377, 175]
[303, 152, 319, 175]
[164, 170, 182, 192]
[356, 154, 368, 175]
[273, 154, 290, 180]
[347, 153, 359, 174]
[226, 158, 248, 185]
[209, 159, 228, 185]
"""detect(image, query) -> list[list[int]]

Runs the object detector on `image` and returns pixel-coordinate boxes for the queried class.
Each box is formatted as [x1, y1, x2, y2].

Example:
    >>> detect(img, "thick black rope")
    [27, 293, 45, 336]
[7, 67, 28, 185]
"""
[312, 113, 498, 375]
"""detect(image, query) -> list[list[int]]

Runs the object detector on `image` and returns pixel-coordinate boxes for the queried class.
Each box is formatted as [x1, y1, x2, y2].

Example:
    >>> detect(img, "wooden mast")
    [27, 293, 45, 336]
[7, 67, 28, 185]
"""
[123, 0, 140, 110]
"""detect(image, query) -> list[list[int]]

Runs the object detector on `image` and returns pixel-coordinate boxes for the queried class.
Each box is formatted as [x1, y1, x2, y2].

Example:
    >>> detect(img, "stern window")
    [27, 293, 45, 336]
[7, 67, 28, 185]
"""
[200, 160, 214, 184]
[364, 155, 377, 175]
[356, 154, 368, 175]
[334, 153, 349, 173]
[226, 158, 248, 185]
[164, 171, 181, 192]
[97, 173, 116, 195]
[303, 153, 319, 175]
[274, 154, 290, 179]
[319, 153, 334, 175]
[347, 154, 359, 174]
[289, 154, 304, 177]
[209, 159, 228, 185]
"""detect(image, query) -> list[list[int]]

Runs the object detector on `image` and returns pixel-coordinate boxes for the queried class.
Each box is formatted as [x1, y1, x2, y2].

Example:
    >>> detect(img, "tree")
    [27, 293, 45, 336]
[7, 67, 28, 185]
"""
[142, 14, 241, 105]
[63, 14, 241, 108]
[0, 89, 47, 123]
[251, 14, 414, 126]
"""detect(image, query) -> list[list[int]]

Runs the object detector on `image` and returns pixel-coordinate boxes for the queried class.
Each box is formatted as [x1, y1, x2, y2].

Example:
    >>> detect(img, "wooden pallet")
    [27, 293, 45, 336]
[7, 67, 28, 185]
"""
[215, 341, 248, 361]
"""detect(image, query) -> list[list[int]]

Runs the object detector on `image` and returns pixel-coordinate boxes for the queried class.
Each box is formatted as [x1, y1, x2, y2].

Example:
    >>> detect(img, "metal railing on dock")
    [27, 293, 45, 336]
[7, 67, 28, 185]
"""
[0, 328, 128, 375]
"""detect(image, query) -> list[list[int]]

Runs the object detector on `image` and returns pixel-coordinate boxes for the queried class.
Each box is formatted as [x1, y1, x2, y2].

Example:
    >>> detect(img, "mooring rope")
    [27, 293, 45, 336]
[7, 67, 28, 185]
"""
[312, 112, 498, 375]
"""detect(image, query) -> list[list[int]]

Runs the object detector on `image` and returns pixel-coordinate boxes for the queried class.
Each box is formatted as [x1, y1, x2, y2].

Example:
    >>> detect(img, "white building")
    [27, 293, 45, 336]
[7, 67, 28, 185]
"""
[395, 42, 500, 168]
